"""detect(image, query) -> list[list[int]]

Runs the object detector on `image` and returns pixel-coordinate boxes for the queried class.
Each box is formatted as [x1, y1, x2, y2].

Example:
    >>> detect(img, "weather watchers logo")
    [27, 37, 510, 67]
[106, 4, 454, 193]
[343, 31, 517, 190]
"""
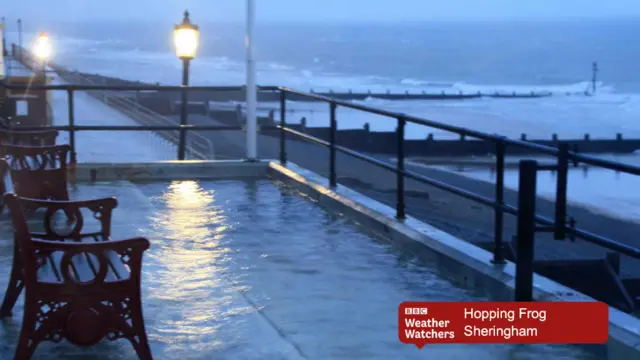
[398, 301, 609, 348]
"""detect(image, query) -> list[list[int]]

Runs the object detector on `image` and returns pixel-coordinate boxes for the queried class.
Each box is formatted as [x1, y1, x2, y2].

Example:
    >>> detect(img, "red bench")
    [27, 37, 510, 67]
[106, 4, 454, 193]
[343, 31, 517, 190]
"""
[0, 130, 60, 213]
[0, 144, 71, 202]
[0, 194, 153, 359]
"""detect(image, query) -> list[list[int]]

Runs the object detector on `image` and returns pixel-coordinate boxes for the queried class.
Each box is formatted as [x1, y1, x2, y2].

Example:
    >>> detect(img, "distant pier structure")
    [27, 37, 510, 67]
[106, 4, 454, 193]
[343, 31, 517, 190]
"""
[48, 60, 604, 103]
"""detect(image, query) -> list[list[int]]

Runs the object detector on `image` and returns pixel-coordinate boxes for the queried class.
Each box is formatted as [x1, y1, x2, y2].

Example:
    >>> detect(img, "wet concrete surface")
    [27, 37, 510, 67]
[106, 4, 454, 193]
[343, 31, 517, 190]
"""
[193, 121, 640, 278]
[0, 180, 603, 359]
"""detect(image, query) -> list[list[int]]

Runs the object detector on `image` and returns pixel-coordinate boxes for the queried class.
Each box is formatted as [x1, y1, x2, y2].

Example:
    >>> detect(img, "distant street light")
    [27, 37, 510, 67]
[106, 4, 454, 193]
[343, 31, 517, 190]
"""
[174, 10, 199, 161]
[1, 17, 7, 56]
[33, 32, 52, 73]
[17, 19, 22, 60]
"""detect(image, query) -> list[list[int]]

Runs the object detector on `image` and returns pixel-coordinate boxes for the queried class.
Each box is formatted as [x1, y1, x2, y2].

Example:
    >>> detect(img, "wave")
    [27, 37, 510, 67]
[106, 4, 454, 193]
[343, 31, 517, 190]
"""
[451, 80, 614, 95]
[37, 32, 621, 98]
[399, 78, 614, 96]
[399, 78, 455, 88]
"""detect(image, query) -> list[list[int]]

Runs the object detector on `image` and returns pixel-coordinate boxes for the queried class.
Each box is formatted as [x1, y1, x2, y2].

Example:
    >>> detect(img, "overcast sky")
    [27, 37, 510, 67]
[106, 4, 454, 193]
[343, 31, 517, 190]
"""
[2, 0, 640, 23]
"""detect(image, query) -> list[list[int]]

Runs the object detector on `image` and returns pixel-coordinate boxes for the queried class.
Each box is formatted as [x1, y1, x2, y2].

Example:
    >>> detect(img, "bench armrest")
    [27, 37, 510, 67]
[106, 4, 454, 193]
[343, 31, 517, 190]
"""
[18, 196, 118, 241]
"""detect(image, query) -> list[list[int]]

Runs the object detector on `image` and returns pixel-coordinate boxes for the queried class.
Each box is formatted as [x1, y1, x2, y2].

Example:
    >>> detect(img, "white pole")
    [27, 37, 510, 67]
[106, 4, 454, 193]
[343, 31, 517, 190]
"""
[246, 0, 258, 159]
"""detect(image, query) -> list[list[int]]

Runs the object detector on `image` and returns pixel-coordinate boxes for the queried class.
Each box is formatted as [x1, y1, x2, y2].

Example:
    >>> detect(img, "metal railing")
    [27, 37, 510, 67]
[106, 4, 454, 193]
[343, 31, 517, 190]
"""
[275, 87, 640, 306]
[12, 45, 214, 160]
[2, 78, 640, 306]
[53, 67, 214, 160]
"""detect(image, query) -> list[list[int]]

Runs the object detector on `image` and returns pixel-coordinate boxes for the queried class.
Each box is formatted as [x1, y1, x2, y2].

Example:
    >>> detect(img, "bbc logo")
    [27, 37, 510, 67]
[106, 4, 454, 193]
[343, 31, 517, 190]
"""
[405, 308, 428, 315]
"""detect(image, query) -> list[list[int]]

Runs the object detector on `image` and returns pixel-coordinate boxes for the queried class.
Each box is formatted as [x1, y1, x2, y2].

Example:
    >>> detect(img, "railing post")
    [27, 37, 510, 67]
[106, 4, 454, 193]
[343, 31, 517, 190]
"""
[554, 143, 569, 240]
[279, 91, 287, 164]
[329, 102, 337, 187]
[396, 116, 406, 219]
[515, 160, 538, 302]
[492, 140, 506, 264]
[67, 89, 77, 164]
[177, 58, 190, 161]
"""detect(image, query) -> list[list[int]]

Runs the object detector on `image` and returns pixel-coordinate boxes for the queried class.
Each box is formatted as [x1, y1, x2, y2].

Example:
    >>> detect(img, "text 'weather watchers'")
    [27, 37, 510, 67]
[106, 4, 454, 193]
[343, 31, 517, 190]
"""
[398, 302, 608, 348]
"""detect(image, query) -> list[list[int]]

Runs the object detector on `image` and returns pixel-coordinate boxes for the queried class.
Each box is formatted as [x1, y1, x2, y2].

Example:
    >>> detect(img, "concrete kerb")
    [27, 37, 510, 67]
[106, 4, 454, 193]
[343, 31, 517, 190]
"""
[68, 160, 271, 182]
[266, 161, 640, 359]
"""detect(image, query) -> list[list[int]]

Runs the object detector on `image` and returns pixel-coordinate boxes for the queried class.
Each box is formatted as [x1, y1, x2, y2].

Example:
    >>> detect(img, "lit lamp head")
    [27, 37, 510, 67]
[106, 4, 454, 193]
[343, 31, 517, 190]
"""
[34, 32, 52, 62]
[174, 10, 199, 60]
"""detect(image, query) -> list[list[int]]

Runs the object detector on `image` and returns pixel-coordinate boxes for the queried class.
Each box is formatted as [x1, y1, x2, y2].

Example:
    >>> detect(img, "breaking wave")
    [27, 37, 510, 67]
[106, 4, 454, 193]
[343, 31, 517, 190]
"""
[399, 78, 613, 96]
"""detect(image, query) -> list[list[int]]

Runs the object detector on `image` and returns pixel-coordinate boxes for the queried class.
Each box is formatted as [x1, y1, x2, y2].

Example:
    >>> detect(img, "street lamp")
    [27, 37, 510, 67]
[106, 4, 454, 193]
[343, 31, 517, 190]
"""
[1, 17, 6, 56]
[33, 32, 52, 73]
[17, 19, 22, 56]
[173, 10, 199, 160]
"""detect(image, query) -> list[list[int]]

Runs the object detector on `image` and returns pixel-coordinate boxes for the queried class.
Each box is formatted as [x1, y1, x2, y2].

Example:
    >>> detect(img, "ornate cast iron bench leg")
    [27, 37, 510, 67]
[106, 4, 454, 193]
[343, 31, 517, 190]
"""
[0, 244, 23, 317]
[105, 292, 153, 360]
[0, 160, 7, 214]
[14, 305, 39, 359]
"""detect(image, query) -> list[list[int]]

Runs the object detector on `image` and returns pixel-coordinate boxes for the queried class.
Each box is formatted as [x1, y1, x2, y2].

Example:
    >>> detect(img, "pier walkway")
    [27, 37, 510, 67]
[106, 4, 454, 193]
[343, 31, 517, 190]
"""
[48, 78, 176, 162]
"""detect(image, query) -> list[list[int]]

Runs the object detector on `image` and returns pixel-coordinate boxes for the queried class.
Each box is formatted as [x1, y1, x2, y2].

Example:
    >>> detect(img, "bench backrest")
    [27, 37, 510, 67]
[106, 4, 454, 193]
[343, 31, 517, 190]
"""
[1, 144, 71, 200]
[0, 129, 58, 152]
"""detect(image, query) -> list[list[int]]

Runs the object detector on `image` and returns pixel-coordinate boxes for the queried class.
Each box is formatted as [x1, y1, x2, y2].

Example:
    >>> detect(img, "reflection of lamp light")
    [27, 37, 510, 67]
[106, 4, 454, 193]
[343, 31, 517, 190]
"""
[161, 180, 227, 302]
[174, 181, 200, 203]
[33, 32, 52, 62]
[164, 180, 226, 242]
[169, 181, 211, 207]
[173, 10, 199, 160]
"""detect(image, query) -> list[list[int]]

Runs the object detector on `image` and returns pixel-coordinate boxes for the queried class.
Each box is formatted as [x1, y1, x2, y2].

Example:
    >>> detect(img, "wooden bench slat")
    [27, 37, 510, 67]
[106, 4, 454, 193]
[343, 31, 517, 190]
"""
[70, 253, 98, 284]
[37, 253, 62, 283]
[36, 246, 131, 284]
[90, 235, 130, 281]
[104, 250, 130, 281]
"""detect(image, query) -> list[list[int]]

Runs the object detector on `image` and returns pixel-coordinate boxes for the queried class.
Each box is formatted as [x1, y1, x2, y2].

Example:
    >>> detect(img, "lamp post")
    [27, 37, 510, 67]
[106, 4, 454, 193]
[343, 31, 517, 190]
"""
[17, 19, 22, 60]
[33, 32, 53, 134]
[173, 10, 199, 161]
[33, 32, 52, 74]
[246, 0, 258, 160]
[1, 17, 6, 56]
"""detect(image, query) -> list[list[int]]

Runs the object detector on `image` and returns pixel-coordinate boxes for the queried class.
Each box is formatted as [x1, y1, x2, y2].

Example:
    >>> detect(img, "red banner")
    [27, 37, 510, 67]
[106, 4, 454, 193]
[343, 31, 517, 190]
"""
[399, 301, 608, 348]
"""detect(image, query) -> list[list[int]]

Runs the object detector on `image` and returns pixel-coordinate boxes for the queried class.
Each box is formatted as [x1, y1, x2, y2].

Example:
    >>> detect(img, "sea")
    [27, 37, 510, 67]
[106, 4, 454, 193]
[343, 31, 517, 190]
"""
[4, 18, 640, 222]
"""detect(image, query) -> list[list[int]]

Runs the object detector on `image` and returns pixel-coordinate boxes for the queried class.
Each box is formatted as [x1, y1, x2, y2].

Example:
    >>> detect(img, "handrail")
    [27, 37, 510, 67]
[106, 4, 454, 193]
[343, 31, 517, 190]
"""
[0, 81, 279, 92]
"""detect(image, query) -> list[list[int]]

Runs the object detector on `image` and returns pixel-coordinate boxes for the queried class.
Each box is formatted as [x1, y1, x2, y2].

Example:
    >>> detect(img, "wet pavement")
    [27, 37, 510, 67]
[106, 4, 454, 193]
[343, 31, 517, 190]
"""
[0, 180, 604, 359]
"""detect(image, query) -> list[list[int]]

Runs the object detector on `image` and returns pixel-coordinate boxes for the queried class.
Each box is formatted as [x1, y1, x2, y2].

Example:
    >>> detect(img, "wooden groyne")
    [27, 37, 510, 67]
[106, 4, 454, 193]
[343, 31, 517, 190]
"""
[260, 121, 640, 157]
[58, 71, 567, 103]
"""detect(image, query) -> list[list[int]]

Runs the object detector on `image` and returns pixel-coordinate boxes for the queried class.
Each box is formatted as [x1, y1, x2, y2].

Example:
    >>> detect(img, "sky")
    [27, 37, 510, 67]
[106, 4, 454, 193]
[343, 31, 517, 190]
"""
[2, 0, 640, 23]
